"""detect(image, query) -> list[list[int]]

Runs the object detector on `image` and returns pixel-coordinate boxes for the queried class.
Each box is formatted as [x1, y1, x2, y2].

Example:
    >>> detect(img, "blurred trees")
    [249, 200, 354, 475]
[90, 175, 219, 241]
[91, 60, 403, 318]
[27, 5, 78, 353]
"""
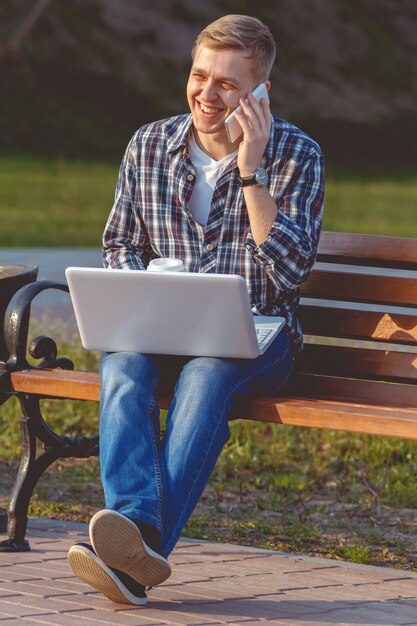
[0, 0, 416, 170]
[1, 0, 53, 63]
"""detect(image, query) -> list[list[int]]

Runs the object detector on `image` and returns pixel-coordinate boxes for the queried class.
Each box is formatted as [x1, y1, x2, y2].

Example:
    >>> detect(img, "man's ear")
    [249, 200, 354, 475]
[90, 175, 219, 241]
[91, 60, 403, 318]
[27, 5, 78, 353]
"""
[265, 80, 271, 92]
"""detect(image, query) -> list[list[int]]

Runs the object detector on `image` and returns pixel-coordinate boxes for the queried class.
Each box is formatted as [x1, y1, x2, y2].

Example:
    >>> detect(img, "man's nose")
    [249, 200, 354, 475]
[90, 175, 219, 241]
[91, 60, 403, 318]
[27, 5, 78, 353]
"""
[200, 81, 217, 101]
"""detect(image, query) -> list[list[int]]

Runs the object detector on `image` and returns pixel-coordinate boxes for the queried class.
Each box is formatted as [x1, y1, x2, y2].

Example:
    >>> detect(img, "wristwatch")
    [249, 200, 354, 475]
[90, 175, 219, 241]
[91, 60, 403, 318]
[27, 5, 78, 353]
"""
[238, 167, 269, 188]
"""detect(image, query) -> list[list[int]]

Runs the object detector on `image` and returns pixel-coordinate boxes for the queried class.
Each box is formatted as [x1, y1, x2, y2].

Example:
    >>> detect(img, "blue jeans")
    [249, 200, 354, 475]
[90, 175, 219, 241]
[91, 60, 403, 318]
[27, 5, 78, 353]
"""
[99, 330, 294, 557]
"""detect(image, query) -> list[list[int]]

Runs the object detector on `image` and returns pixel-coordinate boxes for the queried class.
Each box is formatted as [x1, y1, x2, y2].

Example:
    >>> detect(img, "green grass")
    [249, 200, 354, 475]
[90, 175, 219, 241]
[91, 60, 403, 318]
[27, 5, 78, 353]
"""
[213, 422, 417, 511]
[0, 157, 118, 247]
[332, 545, 374, 565]
[0, 157, 416, 246]
[324, 175, 417, 237]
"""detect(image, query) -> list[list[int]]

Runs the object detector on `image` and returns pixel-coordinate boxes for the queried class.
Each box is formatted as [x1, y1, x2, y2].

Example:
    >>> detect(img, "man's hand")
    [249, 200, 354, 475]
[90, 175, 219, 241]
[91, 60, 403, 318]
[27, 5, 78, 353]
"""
[234, 91, 272, 176]
[233, 90, 277, 247]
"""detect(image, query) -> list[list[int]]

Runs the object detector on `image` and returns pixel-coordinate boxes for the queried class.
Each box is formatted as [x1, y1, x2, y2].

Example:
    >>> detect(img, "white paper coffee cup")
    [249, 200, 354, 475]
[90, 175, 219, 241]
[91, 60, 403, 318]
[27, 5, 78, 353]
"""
[147, 258, 185, 272]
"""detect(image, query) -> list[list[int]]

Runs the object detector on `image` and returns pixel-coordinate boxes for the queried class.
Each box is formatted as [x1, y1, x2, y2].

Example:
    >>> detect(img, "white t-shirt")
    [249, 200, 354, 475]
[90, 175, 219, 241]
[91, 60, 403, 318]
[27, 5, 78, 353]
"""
[188, 133, 238, 226]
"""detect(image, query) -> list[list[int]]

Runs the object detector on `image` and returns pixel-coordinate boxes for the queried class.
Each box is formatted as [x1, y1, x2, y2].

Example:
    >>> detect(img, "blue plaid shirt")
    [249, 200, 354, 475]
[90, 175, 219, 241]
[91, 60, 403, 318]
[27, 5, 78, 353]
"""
[103, 114, 324, 351]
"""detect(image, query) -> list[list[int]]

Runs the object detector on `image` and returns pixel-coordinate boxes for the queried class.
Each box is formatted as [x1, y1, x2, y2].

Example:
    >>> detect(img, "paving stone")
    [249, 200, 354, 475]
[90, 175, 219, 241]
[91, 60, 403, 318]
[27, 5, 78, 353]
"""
[0, 601, 56, 618]
[281, 584, 409, 603]
[0, 571, 44, 583]
[375, 579, 417, 595]
[392, 598, 417, 609]
[119, 605, 229, 625]
[199, 599, 282, 621]
[68, 608, 174, 625]
[50, 593, 124, 611]
[2, 518, 417, 626]
[2, 595, 101, 614]
[316, 603, 417, 625]
[275, 622, 360, 626]
[0, 578, 90, 598]
[155, 581, 267, 604]
[0, 582, 49, 599]
[0, 556, 47, 567]
[20, 615, 131, 626]
[1, 566, 64, 580]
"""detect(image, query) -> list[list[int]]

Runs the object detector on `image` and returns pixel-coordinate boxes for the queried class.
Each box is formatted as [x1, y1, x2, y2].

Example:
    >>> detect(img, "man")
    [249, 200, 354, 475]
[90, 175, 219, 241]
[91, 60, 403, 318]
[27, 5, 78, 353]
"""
[68, 14, 324, 605]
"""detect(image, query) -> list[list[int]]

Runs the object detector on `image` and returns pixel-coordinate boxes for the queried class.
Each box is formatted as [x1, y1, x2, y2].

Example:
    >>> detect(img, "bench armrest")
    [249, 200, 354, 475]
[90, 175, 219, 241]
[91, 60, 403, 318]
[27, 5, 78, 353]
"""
[3, 280, 74, 372]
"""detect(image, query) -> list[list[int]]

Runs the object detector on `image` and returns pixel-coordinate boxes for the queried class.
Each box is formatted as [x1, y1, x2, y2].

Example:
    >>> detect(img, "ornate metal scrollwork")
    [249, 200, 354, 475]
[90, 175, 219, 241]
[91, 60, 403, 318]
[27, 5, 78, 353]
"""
[29, 335, 74, 370]
[4, 280, 73, 372]
[1, 280, 99, 552]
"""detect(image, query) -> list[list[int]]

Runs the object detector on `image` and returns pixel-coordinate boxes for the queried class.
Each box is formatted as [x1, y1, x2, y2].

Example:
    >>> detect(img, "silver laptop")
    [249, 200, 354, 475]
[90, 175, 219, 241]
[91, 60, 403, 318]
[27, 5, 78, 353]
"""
[65, 267, 286, 359]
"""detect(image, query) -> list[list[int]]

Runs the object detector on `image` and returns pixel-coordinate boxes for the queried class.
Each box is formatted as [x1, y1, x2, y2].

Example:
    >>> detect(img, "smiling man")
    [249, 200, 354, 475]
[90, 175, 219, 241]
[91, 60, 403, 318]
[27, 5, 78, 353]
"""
[67, 14, 324, 606]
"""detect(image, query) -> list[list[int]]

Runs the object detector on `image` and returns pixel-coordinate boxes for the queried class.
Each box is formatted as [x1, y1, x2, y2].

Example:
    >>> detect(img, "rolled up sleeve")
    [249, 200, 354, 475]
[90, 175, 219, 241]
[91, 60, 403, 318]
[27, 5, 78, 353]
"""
[245, 147, 324, 291]
[102, 137, 151, 270]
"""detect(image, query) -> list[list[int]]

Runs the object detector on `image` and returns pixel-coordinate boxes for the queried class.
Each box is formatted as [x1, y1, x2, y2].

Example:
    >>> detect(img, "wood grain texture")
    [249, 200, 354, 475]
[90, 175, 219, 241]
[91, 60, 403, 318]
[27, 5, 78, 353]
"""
[318, 232, 417, 268]
[286, 373, 417, 408]
[301, 268, 417, 306]
[241, 396, 417, 439]
[298, 305, 417, 344]
[301, 343, 417, 382]
[11, 369, 100, 401]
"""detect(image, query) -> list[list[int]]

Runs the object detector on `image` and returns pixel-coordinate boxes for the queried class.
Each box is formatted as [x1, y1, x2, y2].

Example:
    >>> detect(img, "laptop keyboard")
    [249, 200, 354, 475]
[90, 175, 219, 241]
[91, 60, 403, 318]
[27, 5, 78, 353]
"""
[255, 326, 276, 349]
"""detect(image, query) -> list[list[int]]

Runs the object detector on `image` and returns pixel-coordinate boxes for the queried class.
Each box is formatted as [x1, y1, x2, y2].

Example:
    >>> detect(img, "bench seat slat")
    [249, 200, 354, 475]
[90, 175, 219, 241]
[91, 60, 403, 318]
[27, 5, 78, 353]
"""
[242, 397, 417, 439]
[298, 306, 417, 344]
[11, 370, 101, 401]
[302, 269, 417, 307]
[10, 369, 417, 440]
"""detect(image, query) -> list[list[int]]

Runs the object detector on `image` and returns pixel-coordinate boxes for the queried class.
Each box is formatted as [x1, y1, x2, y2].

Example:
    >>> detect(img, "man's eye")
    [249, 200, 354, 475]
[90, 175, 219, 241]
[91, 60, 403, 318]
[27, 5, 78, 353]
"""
[222, 83, 235, 90]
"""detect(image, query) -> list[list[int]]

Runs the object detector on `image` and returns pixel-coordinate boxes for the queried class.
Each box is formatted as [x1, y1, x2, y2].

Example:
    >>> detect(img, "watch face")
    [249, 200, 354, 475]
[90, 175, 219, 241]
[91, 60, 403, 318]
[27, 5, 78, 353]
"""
[255, 168, 268, 186]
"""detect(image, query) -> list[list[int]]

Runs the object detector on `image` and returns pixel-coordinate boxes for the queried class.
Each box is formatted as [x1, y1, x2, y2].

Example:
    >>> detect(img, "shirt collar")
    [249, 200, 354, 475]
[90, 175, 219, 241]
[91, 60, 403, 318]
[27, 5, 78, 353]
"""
[166, 114, 194, 153]
[166, 112, 277, 164]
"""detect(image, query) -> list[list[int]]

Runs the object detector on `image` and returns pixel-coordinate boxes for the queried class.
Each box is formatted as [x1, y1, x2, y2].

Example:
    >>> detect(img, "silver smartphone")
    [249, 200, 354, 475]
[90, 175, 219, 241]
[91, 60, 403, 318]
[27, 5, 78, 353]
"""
[224, 82, 270, 143]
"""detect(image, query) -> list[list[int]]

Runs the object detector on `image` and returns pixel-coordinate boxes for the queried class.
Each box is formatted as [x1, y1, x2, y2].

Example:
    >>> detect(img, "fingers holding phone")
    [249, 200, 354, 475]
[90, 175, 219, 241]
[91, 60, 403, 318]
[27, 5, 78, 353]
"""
[237, 90, 271, 140]
[230, 82, 272, 176]
[224, 82, 271, 143]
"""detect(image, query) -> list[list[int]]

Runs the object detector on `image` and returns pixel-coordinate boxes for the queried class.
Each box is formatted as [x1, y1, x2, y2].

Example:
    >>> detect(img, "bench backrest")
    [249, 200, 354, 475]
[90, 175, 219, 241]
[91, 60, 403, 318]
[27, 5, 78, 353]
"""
[8, 231, 417, 412]
[295, 232, 417, 406]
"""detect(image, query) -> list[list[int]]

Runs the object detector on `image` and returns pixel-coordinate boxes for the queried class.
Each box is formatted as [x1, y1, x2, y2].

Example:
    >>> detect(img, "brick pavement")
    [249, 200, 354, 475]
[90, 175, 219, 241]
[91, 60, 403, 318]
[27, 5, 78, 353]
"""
[1, 518, 417, 625]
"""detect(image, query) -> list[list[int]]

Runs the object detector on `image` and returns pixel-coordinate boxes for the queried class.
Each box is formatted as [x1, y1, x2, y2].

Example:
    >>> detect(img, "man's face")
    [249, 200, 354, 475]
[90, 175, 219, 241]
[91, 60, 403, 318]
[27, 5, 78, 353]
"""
[187, 45, 259, 143]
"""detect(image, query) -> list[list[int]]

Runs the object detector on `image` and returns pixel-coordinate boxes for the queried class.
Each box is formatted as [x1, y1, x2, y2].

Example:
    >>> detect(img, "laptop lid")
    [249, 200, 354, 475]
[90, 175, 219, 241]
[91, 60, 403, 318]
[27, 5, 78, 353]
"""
[66, 267, 270, 358]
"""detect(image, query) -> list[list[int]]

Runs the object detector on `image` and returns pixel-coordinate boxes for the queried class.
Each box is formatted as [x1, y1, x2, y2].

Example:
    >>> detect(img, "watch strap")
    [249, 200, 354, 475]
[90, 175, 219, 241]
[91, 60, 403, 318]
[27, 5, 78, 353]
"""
[238, 174, 258, 187]
[238, 167, 268, 188]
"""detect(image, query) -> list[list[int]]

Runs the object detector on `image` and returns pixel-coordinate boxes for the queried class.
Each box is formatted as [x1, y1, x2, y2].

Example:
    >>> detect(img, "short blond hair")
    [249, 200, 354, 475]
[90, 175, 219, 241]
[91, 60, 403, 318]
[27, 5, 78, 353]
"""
[192, 15, 276, 81]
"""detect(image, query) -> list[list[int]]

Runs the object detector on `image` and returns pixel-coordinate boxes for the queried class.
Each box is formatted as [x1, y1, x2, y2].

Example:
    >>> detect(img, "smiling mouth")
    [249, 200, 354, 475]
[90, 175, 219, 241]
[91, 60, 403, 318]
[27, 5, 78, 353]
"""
[197, 101, 223, 116]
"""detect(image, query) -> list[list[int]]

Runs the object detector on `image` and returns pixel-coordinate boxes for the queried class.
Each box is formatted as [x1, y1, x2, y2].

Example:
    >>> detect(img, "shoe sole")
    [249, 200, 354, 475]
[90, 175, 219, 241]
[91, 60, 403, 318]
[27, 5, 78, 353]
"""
[68, 544, 148, 606]
[90, 509, 171, 587]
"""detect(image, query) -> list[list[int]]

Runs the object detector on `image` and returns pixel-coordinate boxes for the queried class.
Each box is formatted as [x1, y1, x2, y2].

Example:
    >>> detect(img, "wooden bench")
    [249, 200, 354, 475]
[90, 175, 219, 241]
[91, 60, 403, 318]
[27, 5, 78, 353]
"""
[1, 231, 416, 552]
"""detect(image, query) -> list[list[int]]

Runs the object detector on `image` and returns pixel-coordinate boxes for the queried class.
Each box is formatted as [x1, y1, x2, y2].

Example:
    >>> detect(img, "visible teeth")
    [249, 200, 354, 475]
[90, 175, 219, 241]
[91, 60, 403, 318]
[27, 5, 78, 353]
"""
[200, 103, 218, 114]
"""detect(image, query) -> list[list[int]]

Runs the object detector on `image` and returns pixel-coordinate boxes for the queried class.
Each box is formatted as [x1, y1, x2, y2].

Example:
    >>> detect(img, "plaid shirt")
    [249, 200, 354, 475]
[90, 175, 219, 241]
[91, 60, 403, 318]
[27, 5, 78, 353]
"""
[103, 114, 324, 351]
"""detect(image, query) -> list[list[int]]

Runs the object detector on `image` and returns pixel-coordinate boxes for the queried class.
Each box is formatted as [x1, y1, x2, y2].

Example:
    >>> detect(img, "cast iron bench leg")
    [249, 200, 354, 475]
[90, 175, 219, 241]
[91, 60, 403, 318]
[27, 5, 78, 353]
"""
[0, 392, 99, 552]
[0, 396, 54, 551]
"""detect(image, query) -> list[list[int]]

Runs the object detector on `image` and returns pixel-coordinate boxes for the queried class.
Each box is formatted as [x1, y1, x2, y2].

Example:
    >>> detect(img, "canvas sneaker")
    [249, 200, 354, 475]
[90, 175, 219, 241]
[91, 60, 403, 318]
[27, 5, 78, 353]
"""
[68, 542, 148, 605]
[90, 509, 171, 588]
